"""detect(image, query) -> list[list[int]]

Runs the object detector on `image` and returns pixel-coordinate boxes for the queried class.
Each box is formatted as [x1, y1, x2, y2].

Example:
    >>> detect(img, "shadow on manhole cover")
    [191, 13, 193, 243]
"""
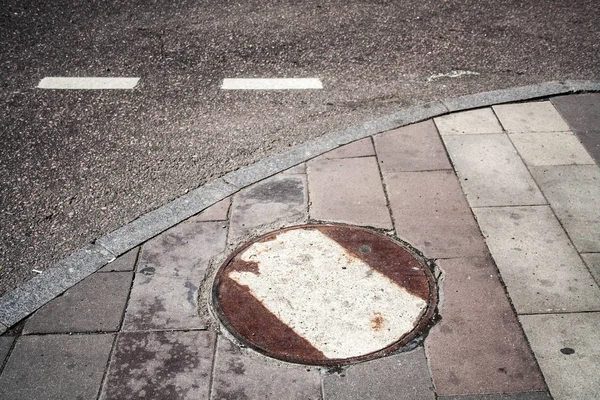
[212, 224, 438, 366]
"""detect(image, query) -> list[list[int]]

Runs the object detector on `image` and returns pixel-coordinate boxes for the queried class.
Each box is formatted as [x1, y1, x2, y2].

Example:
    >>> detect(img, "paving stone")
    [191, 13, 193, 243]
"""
[530, 165, 600, 252]
[520, 312, 600, 400]
[323, 347, 435, 400]
[314, 137, 375, 160]
[374, 120, 452, 172]
[0, 334, 114, 400]
[572, 131, 600, 164]
[0, 336, 14, 367]
[24, 272, 133, 334]
[493, 101, 570, 133]
[123, 273, 207, 331]
[473, 206, 600, 314]
[307, 157, 392, 229]
[211, 335, 321, 400]
[434, 108, 503, 135]
[281, 163, 306, 174]
[100, 247, 139, 272]
[438, 392, 551, 400]
[426, 257, 545, 396]
[101, 331, 215, 400]
[443, 134, 546, 207]
[509, 131, 595, 166]
[123, 221, 227, 331]
[192, 197, 231, 221]
[383, 170, 487, 258]
[229, 174, 308, 243]
[551, 93, 600, 132]
[137, 220, 228, 279]
[581, 253, 600, 285]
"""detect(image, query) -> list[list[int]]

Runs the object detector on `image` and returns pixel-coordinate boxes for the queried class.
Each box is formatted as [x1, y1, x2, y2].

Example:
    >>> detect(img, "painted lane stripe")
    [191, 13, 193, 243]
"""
[37, 77, 140, 89]
[221, 78, 323, 90]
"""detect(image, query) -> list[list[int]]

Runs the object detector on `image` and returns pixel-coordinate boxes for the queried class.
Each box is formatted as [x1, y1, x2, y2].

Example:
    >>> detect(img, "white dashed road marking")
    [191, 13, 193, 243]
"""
[221, 78, 323, 90]
[37, 77, 140, 89]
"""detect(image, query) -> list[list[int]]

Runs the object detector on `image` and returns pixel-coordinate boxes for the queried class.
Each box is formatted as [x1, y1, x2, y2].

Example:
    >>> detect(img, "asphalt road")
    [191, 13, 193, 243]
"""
[1, 0, 599, 295]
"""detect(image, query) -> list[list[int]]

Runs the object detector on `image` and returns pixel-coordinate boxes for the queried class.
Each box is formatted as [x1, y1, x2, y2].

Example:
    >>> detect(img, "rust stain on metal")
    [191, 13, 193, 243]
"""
[370, 312, 385, 331]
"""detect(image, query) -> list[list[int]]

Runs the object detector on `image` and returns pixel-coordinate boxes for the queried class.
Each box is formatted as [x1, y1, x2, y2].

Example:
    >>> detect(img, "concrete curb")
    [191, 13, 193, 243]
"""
[1, 80, 598, 334]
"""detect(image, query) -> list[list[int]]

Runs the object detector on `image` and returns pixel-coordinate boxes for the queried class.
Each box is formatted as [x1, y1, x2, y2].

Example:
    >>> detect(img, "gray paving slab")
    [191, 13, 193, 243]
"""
[101, 331, 215, 400]
[0, 333, 114, 400]
[581, 253, 600, 286]
[383, 170, 487, 259]
[530, 165, 600, 253]
[473, 206, 600, 314]
[434, 108, 503, 135]
[24, 272, 133, 334]
[323, 348, 435, 400]
[0, 336, 14, 367]
[551, 93, 600, 132]
[425, 257, 545, 396]
[307, 156, 393, 229]
[211, 335, 321, 400]
[509, 131, 595, 166]
[520, 312, 600, 400]
[314, 137, 375, 160]
[0, 243, 115, 328]
[493, 101, 570, 133]
[281, 163, 307, 175]
[438, 392, 551, 400]
[443, 134, 546, 207]
[192, 197, 231, 221]
[99, 247, 139, 272]
[572, 131, 600, 164]
[228, 174, 308, 244]
[123, 220, 227, 331]
[374, 120, 452, 172]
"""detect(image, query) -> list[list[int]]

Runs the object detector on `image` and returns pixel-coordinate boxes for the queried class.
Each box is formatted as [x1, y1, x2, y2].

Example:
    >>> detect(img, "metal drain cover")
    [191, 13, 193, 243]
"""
[212, 224, 437, 365]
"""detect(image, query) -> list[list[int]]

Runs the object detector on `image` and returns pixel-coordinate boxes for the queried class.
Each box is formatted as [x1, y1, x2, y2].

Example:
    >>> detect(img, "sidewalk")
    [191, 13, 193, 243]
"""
[0, 89, 599, 400]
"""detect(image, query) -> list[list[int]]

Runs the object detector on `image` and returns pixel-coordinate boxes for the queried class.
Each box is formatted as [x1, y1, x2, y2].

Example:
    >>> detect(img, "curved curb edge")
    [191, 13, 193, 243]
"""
[1, 79, 598, 332]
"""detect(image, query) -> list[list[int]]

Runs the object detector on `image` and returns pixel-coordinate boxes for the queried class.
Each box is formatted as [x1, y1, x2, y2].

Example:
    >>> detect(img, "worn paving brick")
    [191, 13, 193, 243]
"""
[443, 134, 546, 207]
[314, 137, 375, 160]
[323, 347, 435, 400]
[101, 331, 215, 400]
[425, 257, 545, 396]
[581, 253, 600, 285]
[23, 272, 133, 334]
[551, 93, 600, 132]
[307, 157, 392, 229]
[520, 312, 600, 400]
[384, 170, 486, 258]
[374, 120, 452, 173]
[0, 334, 114, 400]
[0, 336, 14, 367]
[438, 392, 551, 400]
[509, 131, 595, 166]
[530, 165, 600, 253]
[211, 335, 321, 400]
[493, 101, 570, 133]
[474, 206, 600, 314]
[123, 221, 227, 331]
[100, 247, 139, 272]
[229, 174, 308, 243]
[434, 108, 503, 135]
[192, 197, 231, 221]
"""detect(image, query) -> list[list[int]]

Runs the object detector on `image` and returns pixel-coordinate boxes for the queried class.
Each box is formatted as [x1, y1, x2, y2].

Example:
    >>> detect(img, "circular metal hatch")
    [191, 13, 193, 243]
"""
[212, 224, 437, 366]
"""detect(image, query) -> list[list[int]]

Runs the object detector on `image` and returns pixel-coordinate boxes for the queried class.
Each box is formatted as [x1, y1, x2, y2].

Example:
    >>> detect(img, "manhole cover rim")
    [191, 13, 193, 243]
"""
[211, 223, 439, 366]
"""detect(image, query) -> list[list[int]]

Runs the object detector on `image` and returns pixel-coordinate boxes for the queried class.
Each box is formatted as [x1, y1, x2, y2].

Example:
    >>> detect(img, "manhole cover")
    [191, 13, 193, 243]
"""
[212, 224, 437, 365]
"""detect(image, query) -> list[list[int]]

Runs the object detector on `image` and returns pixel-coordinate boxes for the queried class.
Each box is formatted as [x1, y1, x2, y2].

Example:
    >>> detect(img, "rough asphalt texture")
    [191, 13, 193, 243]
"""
[1, 0, 599, 294]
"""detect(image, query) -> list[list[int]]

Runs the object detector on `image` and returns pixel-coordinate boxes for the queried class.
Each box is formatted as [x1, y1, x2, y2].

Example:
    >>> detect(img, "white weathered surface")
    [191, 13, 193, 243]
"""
[221, 78, 323, 90]
[229, 229, 426, 359]
[37, 77, 140, 89]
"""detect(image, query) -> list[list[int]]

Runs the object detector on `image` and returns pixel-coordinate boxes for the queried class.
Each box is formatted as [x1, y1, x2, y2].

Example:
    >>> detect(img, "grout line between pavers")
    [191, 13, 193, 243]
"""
[518, 310, 600, 317]
[207, 333, 219, 400]
[1, 80, 598, 333]
[95, 333, 118, 400]
[370, 135, 396, 235]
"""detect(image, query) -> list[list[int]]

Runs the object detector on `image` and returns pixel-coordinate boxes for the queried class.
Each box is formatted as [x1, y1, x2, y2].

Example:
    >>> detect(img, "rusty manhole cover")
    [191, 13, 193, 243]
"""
[212, 224, 438, 366]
